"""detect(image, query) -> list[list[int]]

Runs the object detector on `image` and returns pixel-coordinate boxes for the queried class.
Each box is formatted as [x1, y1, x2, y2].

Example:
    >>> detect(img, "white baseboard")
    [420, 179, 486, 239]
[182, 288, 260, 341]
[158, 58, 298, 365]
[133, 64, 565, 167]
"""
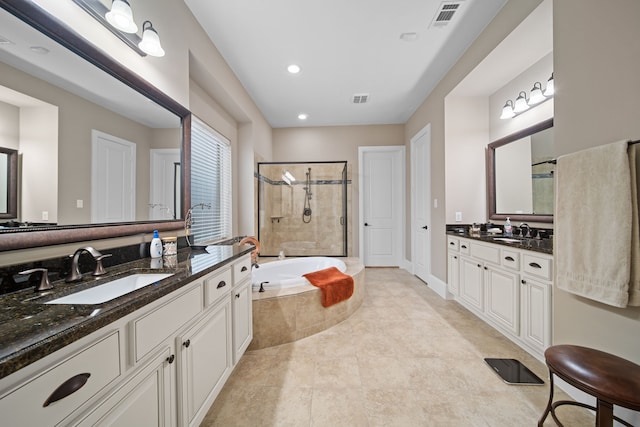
[401, 260, 448, 299]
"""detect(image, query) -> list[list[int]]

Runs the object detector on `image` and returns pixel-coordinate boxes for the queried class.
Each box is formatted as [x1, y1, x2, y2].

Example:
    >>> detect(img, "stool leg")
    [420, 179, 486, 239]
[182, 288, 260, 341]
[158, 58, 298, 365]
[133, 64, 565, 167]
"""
[596, 399, 613, 427]
[538, 370, 555, 426]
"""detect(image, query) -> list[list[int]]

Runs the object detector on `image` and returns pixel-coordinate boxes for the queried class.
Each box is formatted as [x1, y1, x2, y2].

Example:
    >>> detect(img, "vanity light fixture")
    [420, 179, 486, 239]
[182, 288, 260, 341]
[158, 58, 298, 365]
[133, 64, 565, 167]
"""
[500, 100, 515, 120]
[105, 0, 138, 33]
[499, 73, 554, 120]
[138, 21, 165, 57]
[513, 91, 530, 113]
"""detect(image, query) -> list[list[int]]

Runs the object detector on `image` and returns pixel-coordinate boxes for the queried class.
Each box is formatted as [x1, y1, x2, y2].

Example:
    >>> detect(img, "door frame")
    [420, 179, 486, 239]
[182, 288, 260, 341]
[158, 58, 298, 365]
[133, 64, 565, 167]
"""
[358, 145, 405, 266]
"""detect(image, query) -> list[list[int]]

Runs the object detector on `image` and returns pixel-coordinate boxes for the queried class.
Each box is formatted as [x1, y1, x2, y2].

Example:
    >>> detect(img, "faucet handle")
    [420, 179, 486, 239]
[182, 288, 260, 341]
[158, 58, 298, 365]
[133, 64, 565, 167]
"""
[92, 254, 112, 276]
[19, 268, 53, 292]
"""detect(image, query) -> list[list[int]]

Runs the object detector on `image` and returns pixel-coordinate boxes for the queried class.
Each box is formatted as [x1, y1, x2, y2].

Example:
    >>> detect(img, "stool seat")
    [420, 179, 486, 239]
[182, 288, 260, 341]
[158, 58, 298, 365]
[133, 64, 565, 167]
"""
[538, 345, 640, 427]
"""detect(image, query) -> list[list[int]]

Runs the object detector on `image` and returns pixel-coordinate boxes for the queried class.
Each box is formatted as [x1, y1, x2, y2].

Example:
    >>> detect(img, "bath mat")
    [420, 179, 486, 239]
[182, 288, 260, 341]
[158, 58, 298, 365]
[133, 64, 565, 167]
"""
[484, 358, 544, 385]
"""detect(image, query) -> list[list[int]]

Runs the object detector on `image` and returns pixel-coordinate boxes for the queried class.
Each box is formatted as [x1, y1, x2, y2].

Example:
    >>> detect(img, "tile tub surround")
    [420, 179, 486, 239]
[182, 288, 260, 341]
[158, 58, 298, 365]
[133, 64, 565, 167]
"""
[249, 258, 365, 350]
[203, 268, 594, 426]
[0, 244, 254, 379]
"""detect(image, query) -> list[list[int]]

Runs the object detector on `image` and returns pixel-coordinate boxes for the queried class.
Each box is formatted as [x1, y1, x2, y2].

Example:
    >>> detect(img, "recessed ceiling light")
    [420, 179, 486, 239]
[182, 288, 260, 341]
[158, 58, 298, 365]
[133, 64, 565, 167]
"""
[400, 32, 419, 42]
[287, 64, 301, 74]
[298, 113, 308, 120]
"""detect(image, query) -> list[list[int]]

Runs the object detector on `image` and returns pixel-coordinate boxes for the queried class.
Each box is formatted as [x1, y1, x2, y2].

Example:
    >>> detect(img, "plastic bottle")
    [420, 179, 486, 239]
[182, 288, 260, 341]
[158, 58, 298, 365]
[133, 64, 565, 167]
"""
[504, 217, 513, 236]
[150, 230, 163, 258]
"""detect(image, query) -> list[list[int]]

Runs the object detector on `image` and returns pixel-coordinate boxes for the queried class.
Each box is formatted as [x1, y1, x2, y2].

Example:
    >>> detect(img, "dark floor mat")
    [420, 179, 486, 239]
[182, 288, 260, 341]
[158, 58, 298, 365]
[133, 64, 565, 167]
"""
[484, 358, 544, 385]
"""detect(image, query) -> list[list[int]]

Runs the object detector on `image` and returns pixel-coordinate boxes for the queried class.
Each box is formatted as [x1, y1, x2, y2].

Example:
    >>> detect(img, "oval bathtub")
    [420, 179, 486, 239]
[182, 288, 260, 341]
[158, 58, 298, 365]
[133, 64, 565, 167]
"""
[251, 257, 346, 291]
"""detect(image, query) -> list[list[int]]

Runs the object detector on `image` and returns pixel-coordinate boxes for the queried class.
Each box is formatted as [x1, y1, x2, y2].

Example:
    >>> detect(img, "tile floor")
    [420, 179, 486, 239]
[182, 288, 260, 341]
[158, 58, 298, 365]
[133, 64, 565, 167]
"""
[202, 268, 593, 426]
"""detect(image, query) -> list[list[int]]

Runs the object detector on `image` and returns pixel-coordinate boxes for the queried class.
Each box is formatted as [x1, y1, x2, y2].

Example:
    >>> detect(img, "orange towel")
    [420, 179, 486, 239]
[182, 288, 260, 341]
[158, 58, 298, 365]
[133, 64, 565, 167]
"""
[303, 267, 354, 307]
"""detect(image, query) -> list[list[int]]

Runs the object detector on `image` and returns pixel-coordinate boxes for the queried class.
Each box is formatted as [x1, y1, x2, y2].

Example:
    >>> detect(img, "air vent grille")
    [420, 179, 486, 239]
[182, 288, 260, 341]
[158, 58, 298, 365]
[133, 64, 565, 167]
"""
[352, 93, 369, 104]
[431, 1, 462, 27]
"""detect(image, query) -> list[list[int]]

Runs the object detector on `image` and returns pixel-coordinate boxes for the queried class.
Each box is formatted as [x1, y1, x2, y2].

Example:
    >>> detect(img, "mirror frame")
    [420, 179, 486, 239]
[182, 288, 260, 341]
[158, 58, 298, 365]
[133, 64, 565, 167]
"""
[486, 118, 554, 224]
[0, 1, 192, 251]
[0, 146, 17, 220]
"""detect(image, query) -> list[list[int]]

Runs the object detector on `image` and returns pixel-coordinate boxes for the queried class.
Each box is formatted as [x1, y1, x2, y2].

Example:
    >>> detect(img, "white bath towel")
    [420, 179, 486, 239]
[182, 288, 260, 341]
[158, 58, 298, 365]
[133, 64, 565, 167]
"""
[555, 140, 632, 308]
[628, 143, 640, 306]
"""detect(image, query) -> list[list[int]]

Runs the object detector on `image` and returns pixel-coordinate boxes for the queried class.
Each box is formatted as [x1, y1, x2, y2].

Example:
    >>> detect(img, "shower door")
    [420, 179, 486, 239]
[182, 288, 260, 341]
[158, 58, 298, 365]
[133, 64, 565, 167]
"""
[257, 161, 349, 257]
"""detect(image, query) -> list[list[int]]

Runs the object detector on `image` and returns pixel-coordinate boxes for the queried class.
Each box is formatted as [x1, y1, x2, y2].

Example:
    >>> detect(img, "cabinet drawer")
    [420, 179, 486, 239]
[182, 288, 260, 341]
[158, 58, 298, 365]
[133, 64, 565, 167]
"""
[523, 253, 552, 281]
[470, 242, 500, 264]
[0, 331, 120, 427]
[233, 256, 252, 284]
[447, 237, 459, 252]
[502, 249, 520, 270]
[132, 284, 203, 362]
[459, 240, 471, 255]
[204, 267, 232, 307]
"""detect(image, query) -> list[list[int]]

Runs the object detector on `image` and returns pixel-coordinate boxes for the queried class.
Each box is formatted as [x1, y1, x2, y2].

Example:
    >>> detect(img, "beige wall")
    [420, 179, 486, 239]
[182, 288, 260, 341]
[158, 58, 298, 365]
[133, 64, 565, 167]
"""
[552, 0, 640, 363]
[273, 124, 404, 257]
[405, 0, 544, 281]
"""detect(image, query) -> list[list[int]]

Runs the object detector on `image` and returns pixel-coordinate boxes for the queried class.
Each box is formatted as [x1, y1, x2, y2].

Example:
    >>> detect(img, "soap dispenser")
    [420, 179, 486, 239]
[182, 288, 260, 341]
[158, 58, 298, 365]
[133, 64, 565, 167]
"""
[504, 217, 513, 236]
[150, 230, 163, 258]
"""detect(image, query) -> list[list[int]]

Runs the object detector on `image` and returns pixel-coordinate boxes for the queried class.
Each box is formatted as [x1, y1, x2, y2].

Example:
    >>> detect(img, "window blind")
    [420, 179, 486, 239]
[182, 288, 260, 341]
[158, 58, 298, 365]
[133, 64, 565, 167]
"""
[190, 116, 232, 243]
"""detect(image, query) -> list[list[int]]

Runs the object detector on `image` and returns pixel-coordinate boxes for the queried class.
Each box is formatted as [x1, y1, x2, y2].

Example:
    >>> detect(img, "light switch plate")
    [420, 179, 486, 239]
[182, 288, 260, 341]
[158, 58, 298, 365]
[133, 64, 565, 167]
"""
[455, 212, 462, 222]
[77, 199, 84, 208]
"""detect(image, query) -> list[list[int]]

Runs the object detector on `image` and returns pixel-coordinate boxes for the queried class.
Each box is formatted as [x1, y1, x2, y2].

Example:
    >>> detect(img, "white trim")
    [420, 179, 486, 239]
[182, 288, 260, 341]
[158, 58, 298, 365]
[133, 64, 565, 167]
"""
[358, 145, 405, 266]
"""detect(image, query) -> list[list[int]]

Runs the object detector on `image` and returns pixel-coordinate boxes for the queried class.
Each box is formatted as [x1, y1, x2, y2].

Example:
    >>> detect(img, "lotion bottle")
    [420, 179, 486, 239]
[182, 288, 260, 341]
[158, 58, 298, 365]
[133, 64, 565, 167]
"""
[504, 217, 513, 236]
[150, 230, 163, 258]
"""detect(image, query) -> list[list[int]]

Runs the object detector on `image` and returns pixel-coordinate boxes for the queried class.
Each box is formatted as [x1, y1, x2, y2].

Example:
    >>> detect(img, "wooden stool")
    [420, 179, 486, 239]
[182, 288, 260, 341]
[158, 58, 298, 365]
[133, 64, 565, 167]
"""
[538, 345, 640, 427]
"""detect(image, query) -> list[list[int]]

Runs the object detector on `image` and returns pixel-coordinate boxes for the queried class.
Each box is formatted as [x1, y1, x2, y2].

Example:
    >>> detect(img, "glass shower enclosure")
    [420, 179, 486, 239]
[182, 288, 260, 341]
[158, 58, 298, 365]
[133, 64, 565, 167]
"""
[257, 161, 348, 257]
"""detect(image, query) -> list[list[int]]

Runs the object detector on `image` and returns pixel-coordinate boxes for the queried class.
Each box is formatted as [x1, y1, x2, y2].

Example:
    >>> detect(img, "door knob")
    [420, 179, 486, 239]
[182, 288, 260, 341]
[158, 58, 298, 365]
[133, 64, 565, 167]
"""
[422, 225, 428, 230]
[364, 223, 370, 226]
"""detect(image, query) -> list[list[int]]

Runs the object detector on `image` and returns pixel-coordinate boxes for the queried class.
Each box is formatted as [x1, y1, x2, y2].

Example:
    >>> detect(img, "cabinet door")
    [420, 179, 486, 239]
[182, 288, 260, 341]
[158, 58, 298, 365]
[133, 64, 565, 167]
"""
[459, 256, 484, 311]
[484, 265, 519, 335]
[232, 280, 253, 364]
[178, 299, 232, 427]
[521, 276, 552, 352]
[447, 252, 460, 296]
[74, 348, 173, 427]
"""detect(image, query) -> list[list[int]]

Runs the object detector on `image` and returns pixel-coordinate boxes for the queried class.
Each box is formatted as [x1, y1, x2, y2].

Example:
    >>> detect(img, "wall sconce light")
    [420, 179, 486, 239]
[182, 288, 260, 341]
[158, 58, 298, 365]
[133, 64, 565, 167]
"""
[72, 0, 165, 57]
[105, 0, 137, 33]
[499, 73, 554, 119]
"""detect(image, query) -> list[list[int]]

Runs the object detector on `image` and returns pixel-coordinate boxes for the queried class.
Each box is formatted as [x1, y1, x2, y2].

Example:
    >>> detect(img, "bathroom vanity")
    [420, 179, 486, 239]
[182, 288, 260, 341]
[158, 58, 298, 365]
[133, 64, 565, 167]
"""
[447, 233, 553, 360]
[0, 246, 252, 427]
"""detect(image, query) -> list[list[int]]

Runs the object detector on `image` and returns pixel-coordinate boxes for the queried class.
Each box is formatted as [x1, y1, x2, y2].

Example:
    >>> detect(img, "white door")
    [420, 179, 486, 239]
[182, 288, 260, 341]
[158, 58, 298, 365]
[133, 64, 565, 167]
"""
[91, 130, 136, 223]
[411, 125, 431, 282]
[359, 146, 404, 266]
[150, 149, 180, 220]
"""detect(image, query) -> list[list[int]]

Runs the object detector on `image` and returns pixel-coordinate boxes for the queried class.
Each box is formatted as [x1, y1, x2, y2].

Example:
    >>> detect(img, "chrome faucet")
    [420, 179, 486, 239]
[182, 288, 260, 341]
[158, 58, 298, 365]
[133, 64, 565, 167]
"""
[252, 261, 260, 270]
[66, 246, 111, 282]
[519, 223, 530, 238]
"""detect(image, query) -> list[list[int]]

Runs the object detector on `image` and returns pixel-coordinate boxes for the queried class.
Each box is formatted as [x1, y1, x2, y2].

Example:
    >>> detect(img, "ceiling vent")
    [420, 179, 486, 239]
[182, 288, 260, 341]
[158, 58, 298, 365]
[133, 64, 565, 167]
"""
[351, 93, 369, 104]
[430, 1, 463, 28]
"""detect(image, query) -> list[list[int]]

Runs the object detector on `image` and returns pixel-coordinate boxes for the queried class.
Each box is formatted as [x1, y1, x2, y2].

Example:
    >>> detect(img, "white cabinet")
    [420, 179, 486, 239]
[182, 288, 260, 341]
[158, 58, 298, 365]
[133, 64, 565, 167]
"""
[521, 275, 552, 351]
[459, 256, 484, 312]
[484, 264, 519, 335]
[73, 347, 173, 427]
[447, 252, 460, 296]
[232, 279, 253, 364]
[447, 236, 552, 359]
[178, 299, 232, 427]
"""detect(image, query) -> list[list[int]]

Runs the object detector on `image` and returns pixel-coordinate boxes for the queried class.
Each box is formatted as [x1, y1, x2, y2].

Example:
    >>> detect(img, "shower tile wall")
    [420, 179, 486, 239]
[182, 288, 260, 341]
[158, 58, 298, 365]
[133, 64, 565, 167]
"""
[258, 163, 351, 257]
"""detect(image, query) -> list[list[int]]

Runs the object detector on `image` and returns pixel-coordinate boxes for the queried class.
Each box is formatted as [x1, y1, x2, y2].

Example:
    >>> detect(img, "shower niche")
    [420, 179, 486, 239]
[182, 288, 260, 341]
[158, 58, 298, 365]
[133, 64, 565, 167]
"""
[257, 161, 349, 257]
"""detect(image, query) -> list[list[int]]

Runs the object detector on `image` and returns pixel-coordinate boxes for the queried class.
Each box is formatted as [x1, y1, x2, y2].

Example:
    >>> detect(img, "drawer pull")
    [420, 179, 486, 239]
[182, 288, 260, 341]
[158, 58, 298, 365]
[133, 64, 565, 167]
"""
[477, 264, 481, 268]
[43, 373, 91, 407]
[235, 293, 241, 298]
[461, 245, 467, 249]
[217, 280, 227, 289]
[449, 242, 455, 246]
[521, 279, 527, 284]
[505, 256, 515, 262]
[183, 339, 191, 348]
[166, 355, 175, 364]
[529, 262, 542, 269]
[241, 266, 248, 272]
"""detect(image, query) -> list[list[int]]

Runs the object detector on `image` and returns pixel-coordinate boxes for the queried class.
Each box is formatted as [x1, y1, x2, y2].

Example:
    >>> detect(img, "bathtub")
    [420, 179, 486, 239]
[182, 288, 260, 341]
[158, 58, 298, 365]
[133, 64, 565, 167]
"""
[251, 257, 346, 291]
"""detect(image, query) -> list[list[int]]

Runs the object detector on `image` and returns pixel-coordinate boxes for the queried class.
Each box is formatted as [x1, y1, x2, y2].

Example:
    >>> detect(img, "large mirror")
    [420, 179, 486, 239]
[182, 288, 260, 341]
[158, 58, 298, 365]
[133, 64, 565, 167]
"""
[0, 2, 191, 251]
[486, 118, 554, 223]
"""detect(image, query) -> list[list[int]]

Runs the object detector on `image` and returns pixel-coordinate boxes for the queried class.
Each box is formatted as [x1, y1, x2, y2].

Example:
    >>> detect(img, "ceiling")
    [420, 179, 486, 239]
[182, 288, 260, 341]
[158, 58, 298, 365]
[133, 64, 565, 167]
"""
[185, 0, 508, 128]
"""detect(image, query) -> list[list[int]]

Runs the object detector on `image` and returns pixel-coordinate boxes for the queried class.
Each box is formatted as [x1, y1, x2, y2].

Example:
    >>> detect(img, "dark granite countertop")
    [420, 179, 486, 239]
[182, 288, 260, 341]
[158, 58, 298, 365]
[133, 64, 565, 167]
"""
[446, 231, 553, 255]
[0, 244, 254, 380]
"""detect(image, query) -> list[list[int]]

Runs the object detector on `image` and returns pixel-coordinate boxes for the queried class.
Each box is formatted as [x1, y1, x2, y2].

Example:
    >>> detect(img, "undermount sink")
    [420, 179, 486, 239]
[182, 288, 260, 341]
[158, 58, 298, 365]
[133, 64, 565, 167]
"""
[492, 237, 522, 243]
[45, 273, 173, 305]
